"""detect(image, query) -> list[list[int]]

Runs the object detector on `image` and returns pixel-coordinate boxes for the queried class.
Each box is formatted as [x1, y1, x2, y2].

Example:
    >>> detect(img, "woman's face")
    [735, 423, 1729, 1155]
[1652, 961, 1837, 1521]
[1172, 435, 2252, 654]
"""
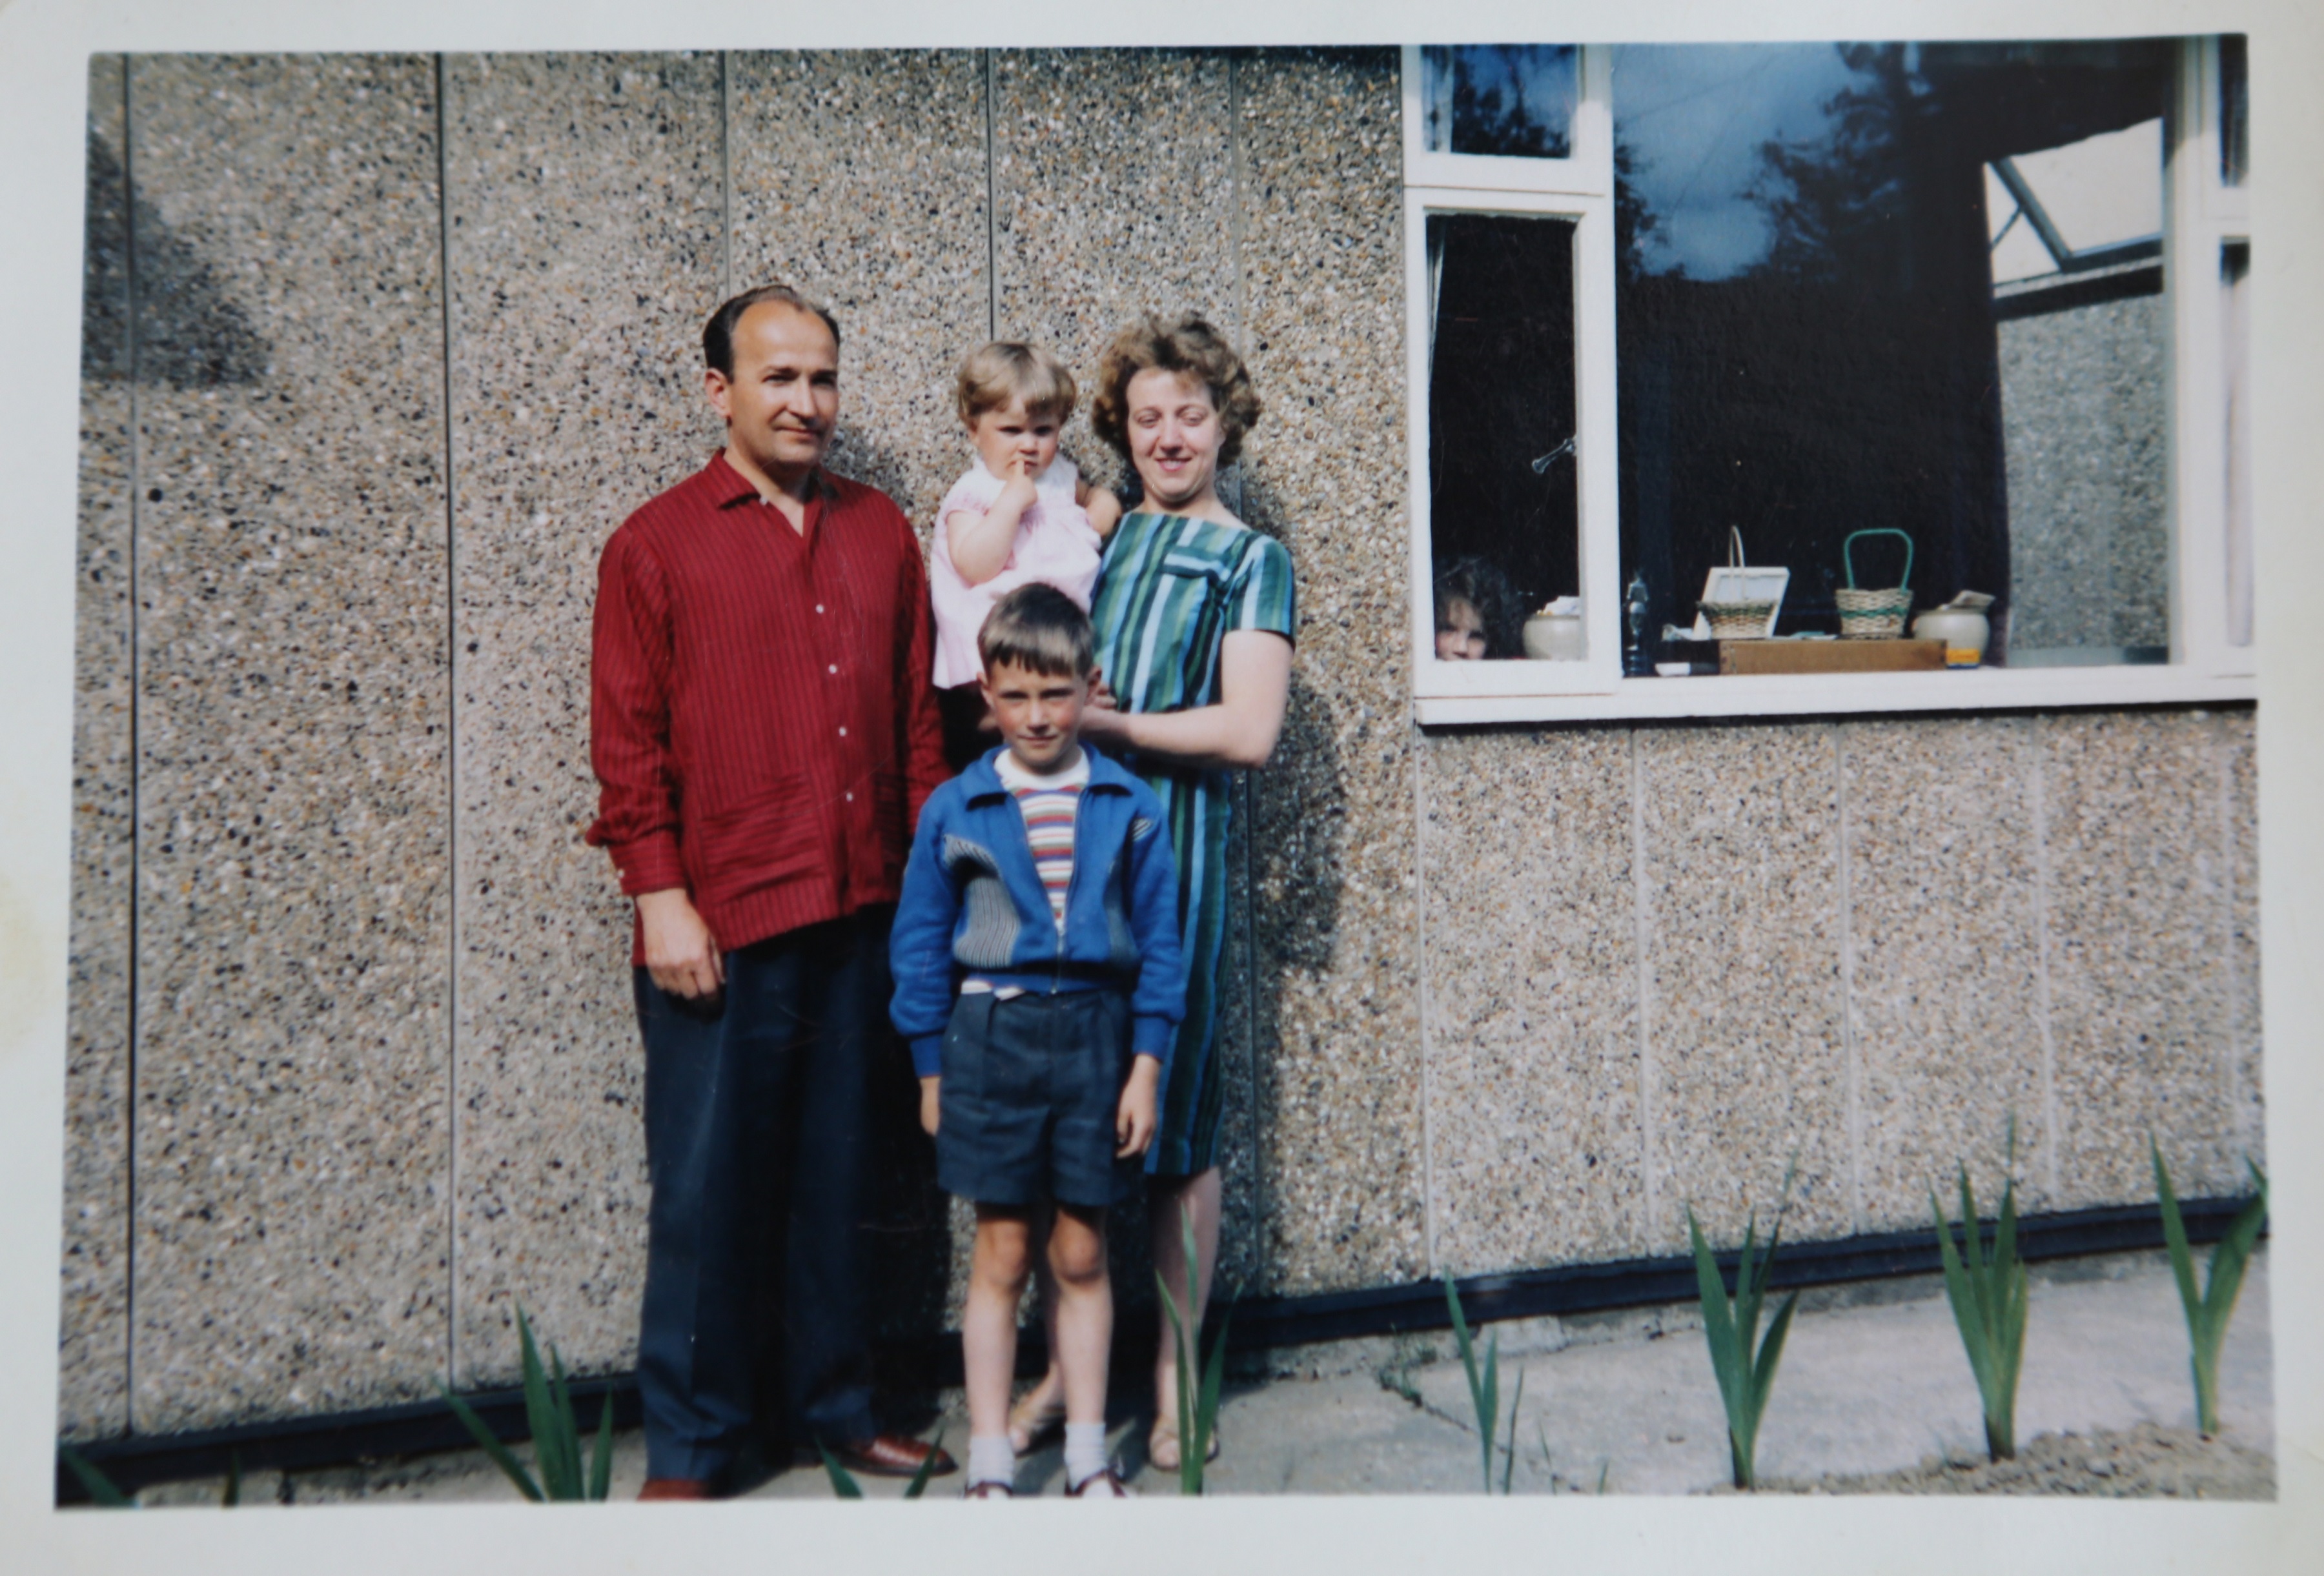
[1125, 367, 1224, 511]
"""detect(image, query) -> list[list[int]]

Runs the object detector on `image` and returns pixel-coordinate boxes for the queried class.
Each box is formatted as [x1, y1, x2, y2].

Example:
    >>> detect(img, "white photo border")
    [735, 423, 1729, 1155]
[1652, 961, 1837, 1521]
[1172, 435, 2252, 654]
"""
[1, 3, 2316, 1573]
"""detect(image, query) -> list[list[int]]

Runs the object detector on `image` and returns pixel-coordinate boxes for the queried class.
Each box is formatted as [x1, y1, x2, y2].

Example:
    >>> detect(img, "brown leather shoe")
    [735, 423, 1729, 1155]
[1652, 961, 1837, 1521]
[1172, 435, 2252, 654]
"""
[813, 1433, 960, 1479]
[637, 1477, 714, 1501]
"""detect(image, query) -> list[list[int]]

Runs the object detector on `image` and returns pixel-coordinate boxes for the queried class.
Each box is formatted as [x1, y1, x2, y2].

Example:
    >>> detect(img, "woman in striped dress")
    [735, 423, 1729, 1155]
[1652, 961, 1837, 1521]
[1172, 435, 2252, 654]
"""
[1004, 314, 1294, 1471]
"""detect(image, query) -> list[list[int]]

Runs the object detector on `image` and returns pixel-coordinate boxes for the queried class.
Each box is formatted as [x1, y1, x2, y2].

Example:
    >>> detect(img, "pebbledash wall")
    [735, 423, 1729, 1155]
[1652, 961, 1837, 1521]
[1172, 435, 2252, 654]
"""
[59, 49, 2263, 1442]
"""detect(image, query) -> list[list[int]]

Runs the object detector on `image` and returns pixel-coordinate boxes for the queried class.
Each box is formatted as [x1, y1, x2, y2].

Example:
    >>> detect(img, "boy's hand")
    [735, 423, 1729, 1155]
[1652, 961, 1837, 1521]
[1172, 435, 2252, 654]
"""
[1116, 1055, 1161, 1157]
[919, 1075, 941, 1137]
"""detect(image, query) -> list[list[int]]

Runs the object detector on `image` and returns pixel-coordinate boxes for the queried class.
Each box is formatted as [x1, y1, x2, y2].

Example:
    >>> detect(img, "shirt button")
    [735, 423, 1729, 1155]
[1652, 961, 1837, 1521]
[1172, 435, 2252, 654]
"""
[816, 604, 826, 614]
[838, 726, 848, 736]
[828, 663, 838, 674]
[845, 792, 854, 802]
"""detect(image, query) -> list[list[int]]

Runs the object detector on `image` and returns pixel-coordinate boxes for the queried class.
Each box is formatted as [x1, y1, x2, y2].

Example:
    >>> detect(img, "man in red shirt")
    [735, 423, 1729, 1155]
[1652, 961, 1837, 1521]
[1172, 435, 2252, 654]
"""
[587, 284, 953, 1497]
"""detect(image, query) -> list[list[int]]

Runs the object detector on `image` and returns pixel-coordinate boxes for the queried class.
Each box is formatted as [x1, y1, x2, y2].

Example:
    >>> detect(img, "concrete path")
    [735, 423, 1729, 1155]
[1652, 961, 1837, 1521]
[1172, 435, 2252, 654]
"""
[145, 1248, 2270, 1504]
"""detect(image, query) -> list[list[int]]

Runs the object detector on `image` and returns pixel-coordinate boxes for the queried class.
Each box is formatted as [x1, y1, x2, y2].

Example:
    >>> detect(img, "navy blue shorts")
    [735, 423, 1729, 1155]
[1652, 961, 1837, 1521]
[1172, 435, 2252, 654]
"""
[935, 989, 1138, 1209]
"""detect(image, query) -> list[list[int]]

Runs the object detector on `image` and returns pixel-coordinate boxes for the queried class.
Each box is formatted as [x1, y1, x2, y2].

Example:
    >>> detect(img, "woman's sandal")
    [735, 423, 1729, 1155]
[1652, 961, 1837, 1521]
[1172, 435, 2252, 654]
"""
[1147, 1413, 1221, 1472]
[963, 1479, 1015, 1499]
[1006, 1386, 1068, 1455]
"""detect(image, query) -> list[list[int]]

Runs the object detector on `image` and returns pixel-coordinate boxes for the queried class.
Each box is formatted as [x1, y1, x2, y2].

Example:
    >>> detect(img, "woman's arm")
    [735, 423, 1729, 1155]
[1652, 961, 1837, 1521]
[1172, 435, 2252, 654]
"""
[1079, 629, 1292, 772]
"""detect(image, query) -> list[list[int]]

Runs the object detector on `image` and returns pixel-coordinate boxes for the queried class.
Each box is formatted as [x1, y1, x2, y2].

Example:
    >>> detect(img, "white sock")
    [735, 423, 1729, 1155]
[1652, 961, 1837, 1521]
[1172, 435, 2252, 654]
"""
[966, 1433, 1015, 1489]
[1063, 1421, 1109, 1487]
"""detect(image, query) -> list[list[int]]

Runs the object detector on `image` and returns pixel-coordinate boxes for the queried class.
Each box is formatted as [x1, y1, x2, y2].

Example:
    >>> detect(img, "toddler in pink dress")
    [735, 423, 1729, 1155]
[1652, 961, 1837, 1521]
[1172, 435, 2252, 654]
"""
[931, 342, 1123, 767]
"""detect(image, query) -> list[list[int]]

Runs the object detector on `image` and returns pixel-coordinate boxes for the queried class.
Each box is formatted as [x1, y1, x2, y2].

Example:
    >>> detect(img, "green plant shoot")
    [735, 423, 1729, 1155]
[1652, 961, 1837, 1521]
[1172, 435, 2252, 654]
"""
[1931, 1137, 2028, 1462]
[819, 1426, 948, 1500]
[1501, 1368, 1525, 1495]
[438, 1304, 615, 1502]
[1442, 1275, 1526, 1493]
[1686, 1202, 1800, 1490]
[816, 1441, 866, 1499]
[2153, 1138, 2268, 1436]
[59, 1446, 134, 1509]
[1156, 1201, 1232, 1495]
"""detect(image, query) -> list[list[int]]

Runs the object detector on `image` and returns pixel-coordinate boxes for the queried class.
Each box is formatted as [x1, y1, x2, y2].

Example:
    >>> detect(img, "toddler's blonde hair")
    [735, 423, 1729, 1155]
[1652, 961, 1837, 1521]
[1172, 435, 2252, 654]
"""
[956, 341, 1077, 426]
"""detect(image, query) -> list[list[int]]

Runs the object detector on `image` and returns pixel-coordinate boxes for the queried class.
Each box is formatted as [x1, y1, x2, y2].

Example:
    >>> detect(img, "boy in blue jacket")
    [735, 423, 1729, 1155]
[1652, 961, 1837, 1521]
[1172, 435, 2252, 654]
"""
[890, 583, 1185, 1498]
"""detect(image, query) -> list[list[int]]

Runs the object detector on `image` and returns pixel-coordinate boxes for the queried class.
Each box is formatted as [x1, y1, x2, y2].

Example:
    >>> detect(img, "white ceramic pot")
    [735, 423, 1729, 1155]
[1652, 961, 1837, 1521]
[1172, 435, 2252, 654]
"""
[1522, 613, 1587, 661]
[1912, 606, 1990, 668]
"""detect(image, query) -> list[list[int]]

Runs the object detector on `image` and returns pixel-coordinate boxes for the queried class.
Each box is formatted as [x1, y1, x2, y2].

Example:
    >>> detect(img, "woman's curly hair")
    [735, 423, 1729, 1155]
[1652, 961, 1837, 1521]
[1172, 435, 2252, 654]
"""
[1090, 313, 1263, 467]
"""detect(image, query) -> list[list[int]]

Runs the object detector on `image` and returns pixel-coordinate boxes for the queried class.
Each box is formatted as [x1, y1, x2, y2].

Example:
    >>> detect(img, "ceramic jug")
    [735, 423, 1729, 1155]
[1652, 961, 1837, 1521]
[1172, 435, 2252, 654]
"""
[1912, 593, 1993, 669]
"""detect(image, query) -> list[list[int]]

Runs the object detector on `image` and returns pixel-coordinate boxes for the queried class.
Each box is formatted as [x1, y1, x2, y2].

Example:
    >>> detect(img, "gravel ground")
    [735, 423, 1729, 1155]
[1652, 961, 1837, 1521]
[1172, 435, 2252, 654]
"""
[1748, 1422, 2275, 1499]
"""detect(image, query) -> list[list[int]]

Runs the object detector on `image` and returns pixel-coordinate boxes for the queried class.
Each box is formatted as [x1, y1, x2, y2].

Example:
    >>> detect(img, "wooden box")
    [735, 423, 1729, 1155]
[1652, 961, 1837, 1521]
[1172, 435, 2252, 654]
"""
[1718, 638, 1946, 676]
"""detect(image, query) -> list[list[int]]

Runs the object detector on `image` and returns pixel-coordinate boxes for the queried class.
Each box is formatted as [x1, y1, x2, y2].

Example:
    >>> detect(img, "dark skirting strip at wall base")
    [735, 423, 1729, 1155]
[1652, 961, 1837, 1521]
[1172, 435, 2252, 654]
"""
[55, 1196, 2260, 1503]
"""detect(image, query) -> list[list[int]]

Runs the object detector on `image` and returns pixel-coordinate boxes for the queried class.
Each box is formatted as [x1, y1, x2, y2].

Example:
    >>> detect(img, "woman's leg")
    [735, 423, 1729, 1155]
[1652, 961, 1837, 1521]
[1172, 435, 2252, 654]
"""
[1150, 1167, 1223, 1436]
[1046, 1205, 1112, 1426]
[964, 1207, 1033, 1444]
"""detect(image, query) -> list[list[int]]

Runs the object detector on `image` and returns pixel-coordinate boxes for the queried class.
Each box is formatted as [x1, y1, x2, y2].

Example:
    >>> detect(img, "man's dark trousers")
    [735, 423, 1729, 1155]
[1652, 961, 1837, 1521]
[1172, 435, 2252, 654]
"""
[633, 907, 891, 1484]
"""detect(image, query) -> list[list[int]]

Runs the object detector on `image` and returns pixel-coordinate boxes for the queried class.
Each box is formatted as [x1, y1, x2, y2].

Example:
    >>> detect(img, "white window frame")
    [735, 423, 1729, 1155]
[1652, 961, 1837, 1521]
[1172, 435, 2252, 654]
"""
[1402, 40, 2259, 726]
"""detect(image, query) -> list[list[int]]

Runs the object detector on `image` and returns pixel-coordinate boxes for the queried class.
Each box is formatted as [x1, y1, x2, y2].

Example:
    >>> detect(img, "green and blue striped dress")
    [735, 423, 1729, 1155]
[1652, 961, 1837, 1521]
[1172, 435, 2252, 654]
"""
[1088, 511, 1296, 1177]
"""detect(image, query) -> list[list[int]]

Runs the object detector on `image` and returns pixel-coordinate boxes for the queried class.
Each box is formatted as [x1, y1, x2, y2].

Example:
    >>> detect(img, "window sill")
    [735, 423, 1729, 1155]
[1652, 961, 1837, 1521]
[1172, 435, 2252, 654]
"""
[1411, 662, 2256, 726]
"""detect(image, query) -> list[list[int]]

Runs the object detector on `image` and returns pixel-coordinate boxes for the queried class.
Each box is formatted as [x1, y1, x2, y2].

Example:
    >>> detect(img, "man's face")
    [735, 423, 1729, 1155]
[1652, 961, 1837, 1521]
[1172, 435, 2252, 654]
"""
[706, 302, 839, 482]
[979, 659, 1092, 773]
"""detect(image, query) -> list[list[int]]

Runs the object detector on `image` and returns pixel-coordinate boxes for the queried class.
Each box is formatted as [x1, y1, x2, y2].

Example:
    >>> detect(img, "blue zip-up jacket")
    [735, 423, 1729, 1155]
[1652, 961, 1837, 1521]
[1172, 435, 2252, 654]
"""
[889, 745, 1187, 1080]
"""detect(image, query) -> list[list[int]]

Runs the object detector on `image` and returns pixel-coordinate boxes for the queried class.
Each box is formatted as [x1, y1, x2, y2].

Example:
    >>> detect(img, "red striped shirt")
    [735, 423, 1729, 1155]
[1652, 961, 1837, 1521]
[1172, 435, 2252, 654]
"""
[586, 452, 948, 960]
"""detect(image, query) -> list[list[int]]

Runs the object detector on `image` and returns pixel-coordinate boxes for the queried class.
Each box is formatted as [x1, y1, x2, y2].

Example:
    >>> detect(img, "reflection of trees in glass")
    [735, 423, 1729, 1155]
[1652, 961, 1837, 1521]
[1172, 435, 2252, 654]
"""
[1749, 45, 1920, 287]
[1612, 43, 1999, 636]
[1612, 138, 1664, 284]
[1449, 46, 1569, 159]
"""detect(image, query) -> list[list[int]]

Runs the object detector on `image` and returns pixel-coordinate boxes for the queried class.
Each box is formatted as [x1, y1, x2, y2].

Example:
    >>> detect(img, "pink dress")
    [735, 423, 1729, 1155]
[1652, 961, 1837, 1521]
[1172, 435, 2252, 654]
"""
[928, 456, 1105, 689]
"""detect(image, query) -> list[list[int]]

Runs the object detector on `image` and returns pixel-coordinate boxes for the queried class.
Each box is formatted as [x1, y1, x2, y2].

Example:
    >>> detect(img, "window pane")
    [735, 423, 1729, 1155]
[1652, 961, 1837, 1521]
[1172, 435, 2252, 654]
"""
[2224, 241, 2253, 646]
[1611, 41, 2173, 668]
[2219, 34, 2248, 187]
[1992, 119, 2168, 665]
[1427, 212, 1579, 660]
[1423, 45, 1578, 160]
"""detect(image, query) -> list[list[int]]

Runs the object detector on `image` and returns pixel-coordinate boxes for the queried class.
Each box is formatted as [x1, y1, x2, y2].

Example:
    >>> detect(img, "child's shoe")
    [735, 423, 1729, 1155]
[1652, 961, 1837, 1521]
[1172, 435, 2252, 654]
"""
[1065, 1466, 1135, 1497]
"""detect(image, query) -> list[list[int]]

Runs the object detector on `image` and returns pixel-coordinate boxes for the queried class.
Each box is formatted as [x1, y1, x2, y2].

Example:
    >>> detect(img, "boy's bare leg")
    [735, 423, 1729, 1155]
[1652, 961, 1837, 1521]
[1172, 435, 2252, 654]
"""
[1150, 1167, 1222, 1444]
[964, 1207, 1034, 1444]
[1047, 1204, 1112, 1426]
[1012, 1209, 1067, 1447]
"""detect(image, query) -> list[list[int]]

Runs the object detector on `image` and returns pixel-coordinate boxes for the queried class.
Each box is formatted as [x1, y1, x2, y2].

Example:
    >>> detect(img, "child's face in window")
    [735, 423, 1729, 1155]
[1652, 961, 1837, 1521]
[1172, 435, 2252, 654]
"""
[1436, 596, 1487, 661]
[968, 396, 1063, 483]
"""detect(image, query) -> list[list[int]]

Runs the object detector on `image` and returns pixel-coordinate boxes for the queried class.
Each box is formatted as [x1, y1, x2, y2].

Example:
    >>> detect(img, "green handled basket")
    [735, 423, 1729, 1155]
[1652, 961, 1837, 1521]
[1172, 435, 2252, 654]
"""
[1835, 529, 1913, 639]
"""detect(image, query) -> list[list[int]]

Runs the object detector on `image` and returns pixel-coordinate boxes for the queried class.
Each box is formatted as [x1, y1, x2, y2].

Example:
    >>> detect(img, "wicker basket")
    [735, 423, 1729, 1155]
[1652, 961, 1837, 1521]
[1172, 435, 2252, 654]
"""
[1834, 585, 1911, 639]
[1837, 529, 1914, 639]
[1700, 600, 1778, 640]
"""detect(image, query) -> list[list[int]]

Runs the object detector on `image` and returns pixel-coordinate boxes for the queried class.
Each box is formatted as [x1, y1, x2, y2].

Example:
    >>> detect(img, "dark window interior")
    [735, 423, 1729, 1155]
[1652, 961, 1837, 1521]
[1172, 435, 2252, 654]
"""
[1425, 212, 1579, 658]
[2219, 34, 2247, 187]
